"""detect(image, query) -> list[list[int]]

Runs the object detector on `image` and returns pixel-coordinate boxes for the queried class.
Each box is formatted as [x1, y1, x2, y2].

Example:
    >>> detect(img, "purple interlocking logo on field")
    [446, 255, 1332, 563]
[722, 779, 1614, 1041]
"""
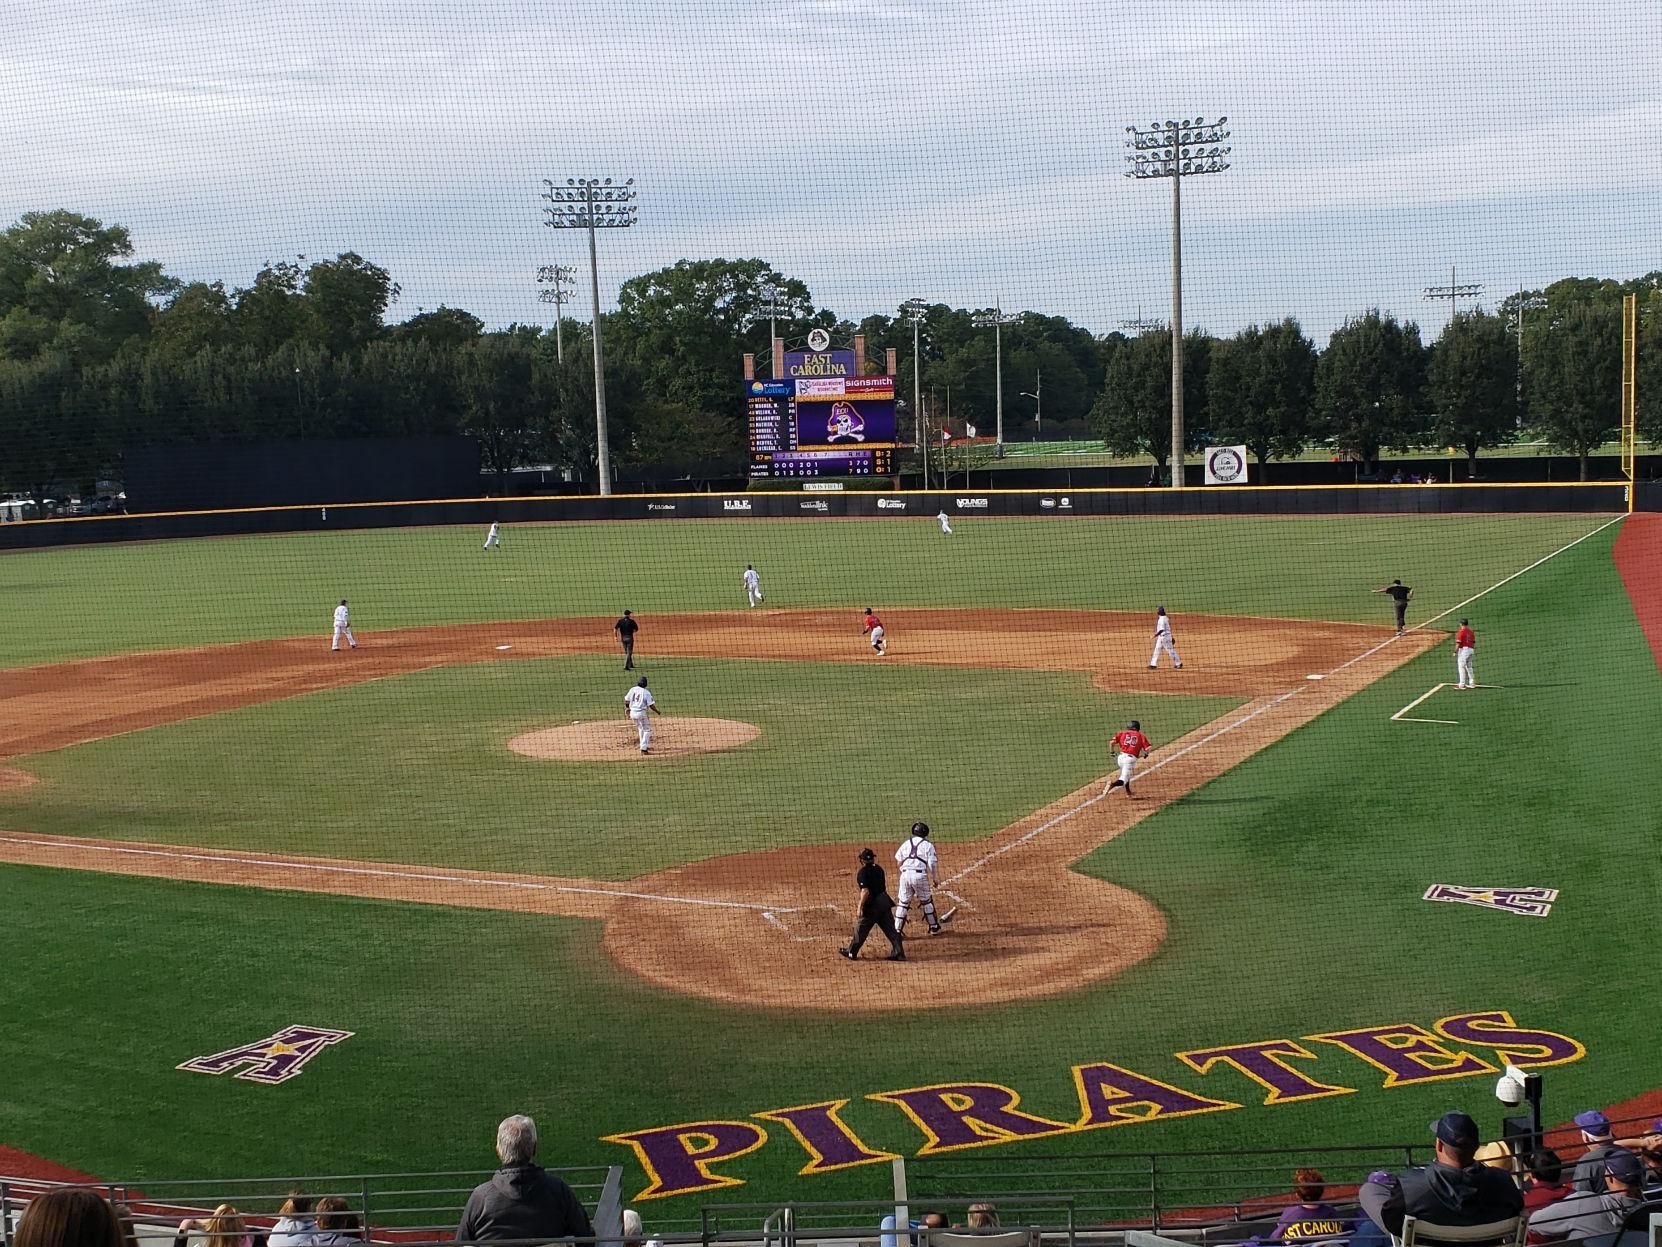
[1423, 884, 1558, 918]
[177, 1024, 353, 1084]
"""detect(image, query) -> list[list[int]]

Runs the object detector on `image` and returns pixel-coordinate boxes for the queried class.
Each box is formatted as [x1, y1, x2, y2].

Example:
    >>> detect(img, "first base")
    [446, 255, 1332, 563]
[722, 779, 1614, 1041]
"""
[1306, 673, 1325, 680]
[496, 645, 513, 651]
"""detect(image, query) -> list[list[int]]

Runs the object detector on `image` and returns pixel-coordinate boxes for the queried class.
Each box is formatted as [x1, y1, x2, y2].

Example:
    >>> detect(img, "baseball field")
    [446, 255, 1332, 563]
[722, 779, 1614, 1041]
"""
[3, 510, 1660, 1213]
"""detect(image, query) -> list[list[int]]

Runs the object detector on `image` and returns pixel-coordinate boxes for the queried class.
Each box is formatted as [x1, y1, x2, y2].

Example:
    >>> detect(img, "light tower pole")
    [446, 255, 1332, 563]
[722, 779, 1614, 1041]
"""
[759, 283, 790, 372]
[1424, 266, 1484, 325]
[972, 305, 1024, 458]
[1125, 116, 1231, 488]
[542, 177, 638, 497]
[901, 298, 929, 487]
[535, 263, 576, 364]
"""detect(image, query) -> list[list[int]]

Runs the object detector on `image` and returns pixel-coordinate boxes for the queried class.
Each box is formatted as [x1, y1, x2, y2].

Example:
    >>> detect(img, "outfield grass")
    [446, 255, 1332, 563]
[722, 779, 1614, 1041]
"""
[0, 657, 1235, 876]
[0, 515, 1609, 666]
[2, 512, 1655, 1207]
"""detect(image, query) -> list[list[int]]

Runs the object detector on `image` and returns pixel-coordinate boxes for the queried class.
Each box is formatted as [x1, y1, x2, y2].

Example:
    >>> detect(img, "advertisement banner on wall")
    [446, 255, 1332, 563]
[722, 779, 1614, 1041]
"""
[1204, 444, 1250, 485]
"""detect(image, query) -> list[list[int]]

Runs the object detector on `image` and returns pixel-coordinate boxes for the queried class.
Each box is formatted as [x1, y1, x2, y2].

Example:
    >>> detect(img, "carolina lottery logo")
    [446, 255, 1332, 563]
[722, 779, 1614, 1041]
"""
[178, 1024, 353, 1084]
[1423, 884, 1558, 918]
[877, 499, 906, 510]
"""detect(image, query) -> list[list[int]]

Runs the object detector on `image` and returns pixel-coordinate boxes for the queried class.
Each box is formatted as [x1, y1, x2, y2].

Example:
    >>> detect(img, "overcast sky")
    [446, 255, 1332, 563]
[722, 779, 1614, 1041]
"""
[5, 0, 1659, 343]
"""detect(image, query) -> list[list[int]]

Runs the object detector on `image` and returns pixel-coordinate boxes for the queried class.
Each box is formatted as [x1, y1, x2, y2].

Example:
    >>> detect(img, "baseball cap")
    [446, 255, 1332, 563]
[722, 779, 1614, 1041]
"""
[1574, 1109, 1612, 1136]
[1649, 1118, 1662, 1134]
[1604, 1149, 1644, 1186]
[859, 847, 876, 861]
[1431, 1111, 1480, 1149]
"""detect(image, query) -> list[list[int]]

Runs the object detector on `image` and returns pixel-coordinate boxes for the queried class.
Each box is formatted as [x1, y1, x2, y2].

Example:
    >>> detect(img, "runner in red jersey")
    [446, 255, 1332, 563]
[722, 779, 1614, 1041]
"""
[1106, 719, 1152, 798]
[862, 608, 886, 656]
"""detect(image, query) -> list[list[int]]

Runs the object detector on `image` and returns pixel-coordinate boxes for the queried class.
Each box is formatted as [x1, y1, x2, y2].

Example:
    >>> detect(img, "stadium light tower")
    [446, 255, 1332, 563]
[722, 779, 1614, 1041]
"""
[542, 177, 638, 497]
[972, 305, 1024, 457]
[1425, 266, 1484, 322]
[535, 263, 576, 364]
[1126, 116, 1232, 488]
[901, 298, 930, 486]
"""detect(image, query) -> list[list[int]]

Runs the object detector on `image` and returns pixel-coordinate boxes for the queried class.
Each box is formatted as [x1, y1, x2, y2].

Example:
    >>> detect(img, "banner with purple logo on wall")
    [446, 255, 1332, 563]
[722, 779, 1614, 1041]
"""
[794, 397, 897, 448]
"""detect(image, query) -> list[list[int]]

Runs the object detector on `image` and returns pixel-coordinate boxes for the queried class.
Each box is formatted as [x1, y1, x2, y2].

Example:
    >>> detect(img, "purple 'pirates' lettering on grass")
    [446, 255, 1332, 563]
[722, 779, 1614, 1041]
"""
[1434, 1011, 1586, 1069]
[754, 1100, 899, 1174]
[602, 1120, 769, 1201]
[1071, 1061, 1240, 1128]
[176, 1025, 353, 1085]
[868, 1083, 1071, 1153]
[1305, 1023, 1496, 1087]
[1175, 1039, 1358, 1105]
[1423, 884, 1558, 917]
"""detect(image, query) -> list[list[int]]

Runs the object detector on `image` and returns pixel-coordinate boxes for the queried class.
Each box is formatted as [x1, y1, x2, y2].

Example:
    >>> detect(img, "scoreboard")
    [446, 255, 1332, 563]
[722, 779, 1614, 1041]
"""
[747, 376, 898, 478]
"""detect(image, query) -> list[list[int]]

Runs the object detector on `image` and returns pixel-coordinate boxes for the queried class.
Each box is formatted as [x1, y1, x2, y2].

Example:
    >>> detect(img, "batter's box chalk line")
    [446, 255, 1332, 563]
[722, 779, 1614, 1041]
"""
[762, 904, 839, 942]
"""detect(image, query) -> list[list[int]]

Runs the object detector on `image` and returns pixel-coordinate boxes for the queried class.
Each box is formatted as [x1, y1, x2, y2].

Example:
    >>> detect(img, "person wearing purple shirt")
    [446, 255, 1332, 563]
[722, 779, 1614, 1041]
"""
[1247, 1170, 1352, 1245]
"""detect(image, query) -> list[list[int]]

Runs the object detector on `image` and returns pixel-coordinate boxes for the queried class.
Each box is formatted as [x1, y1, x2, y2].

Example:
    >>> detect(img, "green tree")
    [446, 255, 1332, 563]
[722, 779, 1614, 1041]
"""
[0, 210, 174, 362]
[1315, 309, 1429, 474]
[1427, 310, 1519, 475]
[300, 252, 399, 353]
[151, 281, 236, 361]
[391, 306, 484, 349]
[232, 261, 306, 353]
[1528, 301, 1622, 479]
[1206, 318, 1317, 480]
[1090, 330, 1210, 470]
[459, 334, 539, 492]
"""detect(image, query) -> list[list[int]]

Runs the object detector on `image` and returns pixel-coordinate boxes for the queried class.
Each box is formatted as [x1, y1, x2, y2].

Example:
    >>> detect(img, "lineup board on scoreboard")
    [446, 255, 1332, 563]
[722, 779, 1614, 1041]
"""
[748, 375, 897, 478]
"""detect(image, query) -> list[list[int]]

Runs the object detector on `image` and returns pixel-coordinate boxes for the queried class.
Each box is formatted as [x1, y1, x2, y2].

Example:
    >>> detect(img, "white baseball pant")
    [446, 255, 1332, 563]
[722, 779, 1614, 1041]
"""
[632, 714, 652, 752]
[747, 587, 763, 607]
[870, 625, 885, 653]
[1116, 751, 1138, 785]
[331, 625, 356, 650]
[1456, 646, 1475, 688]
[1149, 635, 1181, 667]
[895, 870, 939, 930]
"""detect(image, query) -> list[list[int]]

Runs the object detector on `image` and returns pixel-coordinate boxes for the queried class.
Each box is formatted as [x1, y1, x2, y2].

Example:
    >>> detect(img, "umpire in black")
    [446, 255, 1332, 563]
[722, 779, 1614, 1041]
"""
[840, 848, 905, 962]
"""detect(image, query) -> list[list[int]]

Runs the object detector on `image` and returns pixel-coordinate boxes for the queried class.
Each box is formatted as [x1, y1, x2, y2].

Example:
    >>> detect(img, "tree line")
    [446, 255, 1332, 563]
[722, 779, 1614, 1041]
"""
[1, 208, 1657, 499]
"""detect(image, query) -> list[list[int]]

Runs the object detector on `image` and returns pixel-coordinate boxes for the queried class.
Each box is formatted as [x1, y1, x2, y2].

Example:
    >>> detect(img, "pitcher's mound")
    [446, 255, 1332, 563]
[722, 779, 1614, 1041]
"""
[509, 717, 761, 762]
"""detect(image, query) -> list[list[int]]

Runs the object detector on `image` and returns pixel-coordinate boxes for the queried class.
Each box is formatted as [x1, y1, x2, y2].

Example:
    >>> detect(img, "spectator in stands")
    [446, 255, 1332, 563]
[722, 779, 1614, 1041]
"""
[1614, 1120, 1662, 1196]
[269, 1192, 319, 1247]
[455, 1114, 594, 1243]
[176, 1204, 256, 1247]
[1474, 1141, 1520, 1182]
[311, 1197, 361, 1245]
[966, 1203, 1000, 1229]
[622, 1208, 662, 1247]
[111, 1201, 142, 1247]
[880, 1209, 947, 1247]
[1250, 1169, 1349, 1244]
[1356, 1112, 1523, 1245]
[1520, 1150, 1573, 1213]
[1570, 1110, 1621, 1192]
[1526, 1148, 1646, 1241]
[15, 1188, 126, 1247]
[1389, 469, 1405, 484]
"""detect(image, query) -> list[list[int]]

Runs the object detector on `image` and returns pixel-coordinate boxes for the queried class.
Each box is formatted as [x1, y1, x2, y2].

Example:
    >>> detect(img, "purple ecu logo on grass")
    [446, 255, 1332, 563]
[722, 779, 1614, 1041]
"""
[1423, 884, 1558, 918]
[177, 1024, 354, 1084]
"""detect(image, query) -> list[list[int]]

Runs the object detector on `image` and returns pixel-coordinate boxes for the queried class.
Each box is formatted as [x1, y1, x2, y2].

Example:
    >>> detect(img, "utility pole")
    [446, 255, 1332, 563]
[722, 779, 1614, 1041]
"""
[1020, 369, 1042, 434]
[901, 298, 929, 487]
[972, 304, 1024, 458]
[1425, 266, 1484, 327]
[542, 177, 638, 497]
[535, 264, 576, 364]
[1125, 116, 1232, 488]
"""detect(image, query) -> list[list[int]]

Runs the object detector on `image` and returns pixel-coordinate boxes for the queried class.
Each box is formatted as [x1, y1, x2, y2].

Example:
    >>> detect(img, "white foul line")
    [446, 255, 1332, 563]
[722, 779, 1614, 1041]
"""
[0, 833, 776, 912]
[944, 513, 1624, 888]
[1391, 683, 1458, 725]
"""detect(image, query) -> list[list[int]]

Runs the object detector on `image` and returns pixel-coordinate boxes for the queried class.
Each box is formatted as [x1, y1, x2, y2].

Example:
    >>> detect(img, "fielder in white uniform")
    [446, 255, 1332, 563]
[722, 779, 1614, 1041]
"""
[937, 509, 952, 535]
[330, 600, 356, 651]
[1149, 606, 1183, 669]
[743, 564, 763, 607]
[623, 676, 660, 753]
[484, 521, 501, 550]
[893, 821, 946, 936]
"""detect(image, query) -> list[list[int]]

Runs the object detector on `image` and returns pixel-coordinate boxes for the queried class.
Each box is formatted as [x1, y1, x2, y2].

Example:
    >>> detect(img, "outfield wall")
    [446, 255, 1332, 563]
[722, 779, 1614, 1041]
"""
[0, 482, 1640, 550]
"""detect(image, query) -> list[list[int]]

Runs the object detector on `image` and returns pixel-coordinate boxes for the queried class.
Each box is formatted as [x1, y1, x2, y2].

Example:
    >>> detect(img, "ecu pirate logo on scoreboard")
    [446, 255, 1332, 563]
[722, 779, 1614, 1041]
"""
[178, 1024, 353, 1084]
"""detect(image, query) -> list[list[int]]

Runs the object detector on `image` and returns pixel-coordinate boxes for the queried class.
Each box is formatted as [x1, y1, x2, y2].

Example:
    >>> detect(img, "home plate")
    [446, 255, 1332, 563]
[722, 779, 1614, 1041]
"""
[1306, 673, 1325, 680]
[496, 645, 513, 650]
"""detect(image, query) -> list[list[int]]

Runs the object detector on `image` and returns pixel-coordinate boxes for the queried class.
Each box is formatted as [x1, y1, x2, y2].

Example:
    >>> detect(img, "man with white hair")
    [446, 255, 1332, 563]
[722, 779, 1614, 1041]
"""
[455, 1114, 593, 1242]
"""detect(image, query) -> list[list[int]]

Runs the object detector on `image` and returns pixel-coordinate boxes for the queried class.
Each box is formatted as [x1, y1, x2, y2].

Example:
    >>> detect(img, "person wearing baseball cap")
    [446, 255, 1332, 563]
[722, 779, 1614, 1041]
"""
[1527, 1147, 1647, 1241]
[1570, 1109, 1620, 1192]
[1357, 1112, 1522, 1243]
[839, 848, 904, 962]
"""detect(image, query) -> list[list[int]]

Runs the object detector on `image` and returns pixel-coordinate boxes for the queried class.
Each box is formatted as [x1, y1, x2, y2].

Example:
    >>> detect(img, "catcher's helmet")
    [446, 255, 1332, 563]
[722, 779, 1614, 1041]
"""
[911, 820, 931, 838]
[1129, 719, 1141, 730]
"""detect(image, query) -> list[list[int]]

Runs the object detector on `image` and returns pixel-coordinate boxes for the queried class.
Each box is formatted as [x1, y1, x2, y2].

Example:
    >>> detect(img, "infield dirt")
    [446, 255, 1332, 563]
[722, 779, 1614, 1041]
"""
[0, 609, 1440, 1010]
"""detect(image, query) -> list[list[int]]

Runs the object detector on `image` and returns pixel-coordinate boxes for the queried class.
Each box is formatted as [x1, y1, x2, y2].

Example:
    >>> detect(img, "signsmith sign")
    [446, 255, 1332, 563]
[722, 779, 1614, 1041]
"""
[602, 1008, 1583, 1200]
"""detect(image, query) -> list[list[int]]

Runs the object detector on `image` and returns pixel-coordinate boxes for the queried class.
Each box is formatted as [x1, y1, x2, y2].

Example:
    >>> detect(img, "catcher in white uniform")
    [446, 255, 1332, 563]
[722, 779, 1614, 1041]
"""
[330, 600, 357, 651]
[623, 676, 661, 753]
[743, 564, 763, 607]
[894, 821, 949, 936]
[1149, 606, 1183, 669]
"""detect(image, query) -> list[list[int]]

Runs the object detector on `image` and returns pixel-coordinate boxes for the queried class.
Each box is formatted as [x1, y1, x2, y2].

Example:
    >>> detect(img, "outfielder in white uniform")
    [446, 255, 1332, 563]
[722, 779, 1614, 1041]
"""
[937, 509, 953, 535]
[484, 521, 501, 550]
[1149, 606, 1183, 669]
[894, 821, 946, 936]
[623, 676, 660, 753]
[330, 600, 357, 651]
[743, 564, 763, 607]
